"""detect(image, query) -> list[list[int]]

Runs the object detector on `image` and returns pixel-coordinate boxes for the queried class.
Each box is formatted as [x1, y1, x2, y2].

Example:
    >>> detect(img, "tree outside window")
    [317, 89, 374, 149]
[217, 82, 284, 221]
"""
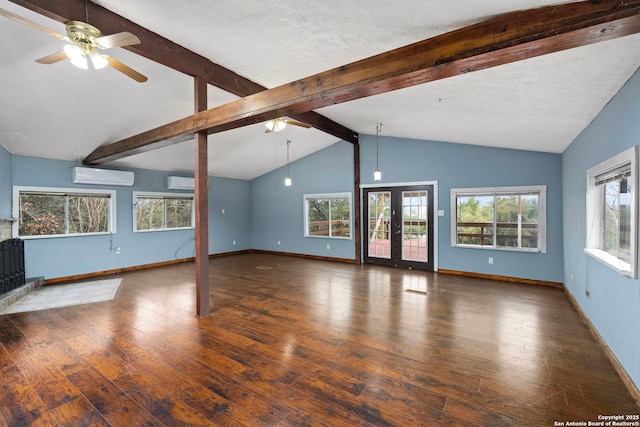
[134, 193, 194, 232]
[17, 189, 113, 238]
[305, 193, 352, 239]
[451, 186, 546, 253]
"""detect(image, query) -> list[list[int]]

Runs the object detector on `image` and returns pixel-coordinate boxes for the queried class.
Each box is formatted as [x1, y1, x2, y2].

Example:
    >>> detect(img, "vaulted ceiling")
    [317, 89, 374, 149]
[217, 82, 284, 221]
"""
[1, 0, 640, 180]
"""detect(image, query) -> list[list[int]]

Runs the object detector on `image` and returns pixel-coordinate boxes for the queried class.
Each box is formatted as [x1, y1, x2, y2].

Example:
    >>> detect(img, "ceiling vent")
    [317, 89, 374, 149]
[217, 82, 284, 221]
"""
[167, 176, 195, 190]
[72, 167, 134, 186]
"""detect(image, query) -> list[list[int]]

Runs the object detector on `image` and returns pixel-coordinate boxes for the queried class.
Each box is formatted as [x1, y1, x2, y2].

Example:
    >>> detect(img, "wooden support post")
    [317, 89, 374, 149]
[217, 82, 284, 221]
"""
[194, 76, 210, 317]
[353, 142, 361, 263]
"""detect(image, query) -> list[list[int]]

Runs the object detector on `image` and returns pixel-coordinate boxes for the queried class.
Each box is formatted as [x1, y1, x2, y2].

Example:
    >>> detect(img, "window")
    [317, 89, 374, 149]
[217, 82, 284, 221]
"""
[451, 186, 547, 253]
[304, 193, 352, 239]
[133, 192, 194, 232]
[586, 146, 638, 277]
[13, 187, 116, 238]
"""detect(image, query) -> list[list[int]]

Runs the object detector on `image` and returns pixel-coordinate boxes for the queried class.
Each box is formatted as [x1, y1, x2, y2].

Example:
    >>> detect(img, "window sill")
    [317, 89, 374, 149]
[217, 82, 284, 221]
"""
[134, 227, 194, 233]
[584, 248, 634, 277]
[304, 235, 352, 240]
[18, 232, 113, 240]
[453, 244, 541, 254]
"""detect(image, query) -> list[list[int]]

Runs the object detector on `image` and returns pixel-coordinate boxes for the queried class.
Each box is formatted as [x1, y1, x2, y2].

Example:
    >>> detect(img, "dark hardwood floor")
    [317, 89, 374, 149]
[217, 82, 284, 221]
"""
[0, 253, 638, 426]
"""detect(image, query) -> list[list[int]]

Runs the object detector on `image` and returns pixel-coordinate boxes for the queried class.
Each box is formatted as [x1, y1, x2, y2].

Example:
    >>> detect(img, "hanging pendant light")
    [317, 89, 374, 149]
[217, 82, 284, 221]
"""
[374, 122, 382, 181]
[285, 139, 292, 187]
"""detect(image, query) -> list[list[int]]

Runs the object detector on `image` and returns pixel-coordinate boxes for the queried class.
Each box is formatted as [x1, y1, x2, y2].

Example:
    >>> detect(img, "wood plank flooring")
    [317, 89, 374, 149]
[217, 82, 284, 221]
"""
[0, 253, 638, 426]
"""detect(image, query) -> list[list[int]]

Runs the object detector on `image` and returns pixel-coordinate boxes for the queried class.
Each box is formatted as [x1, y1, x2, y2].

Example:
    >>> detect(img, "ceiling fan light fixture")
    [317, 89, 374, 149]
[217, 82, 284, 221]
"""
[90, 53, 108, 70]
[0, 10, 147, 82]
[64, 44, 88, 69]
[266, 118, 287, 132]
[63, 44, 83, 61]
[70, 56, 88, 70]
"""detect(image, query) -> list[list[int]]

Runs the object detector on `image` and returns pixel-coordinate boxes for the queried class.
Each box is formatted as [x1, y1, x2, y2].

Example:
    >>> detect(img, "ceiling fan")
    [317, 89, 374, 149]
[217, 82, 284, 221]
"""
[0, 7, 147, 83]
[265, 117, 312, 133]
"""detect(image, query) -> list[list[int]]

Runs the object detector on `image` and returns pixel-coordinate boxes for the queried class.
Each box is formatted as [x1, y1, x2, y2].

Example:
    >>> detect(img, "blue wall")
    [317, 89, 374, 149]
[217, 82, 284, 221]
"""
[0, 145, 11, 218]
[10, 156, 250, 279]
[250, 140, 356, 259]
[252, 134, 563, 282]
[562, 68, 640, 390]
[360, 135, 564, 282]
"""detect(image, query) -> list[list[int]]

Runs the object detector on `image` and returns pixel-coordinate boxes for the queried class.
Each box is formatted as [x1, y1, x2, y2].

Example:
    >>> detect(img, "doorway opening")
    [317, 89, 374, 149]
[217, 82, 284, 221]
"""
[363, 184, 435, 271]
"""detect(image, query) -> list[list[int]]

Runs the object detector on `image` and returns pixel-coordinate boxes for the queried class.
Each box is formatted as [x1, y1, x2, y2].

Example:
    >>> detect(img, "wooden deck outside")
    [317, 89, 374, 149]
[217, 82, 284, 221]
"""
[0, 253, 637, 426]
[368, 239, 427, 260]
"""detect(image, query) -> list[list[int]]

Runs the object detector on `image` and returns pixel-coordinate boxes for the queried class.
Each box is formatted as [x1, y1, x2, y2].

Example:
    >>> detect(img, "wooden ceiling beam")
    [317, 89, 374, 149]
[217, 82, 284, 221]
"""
[8, 0, 358, 144]
[82, 0, 640, 165]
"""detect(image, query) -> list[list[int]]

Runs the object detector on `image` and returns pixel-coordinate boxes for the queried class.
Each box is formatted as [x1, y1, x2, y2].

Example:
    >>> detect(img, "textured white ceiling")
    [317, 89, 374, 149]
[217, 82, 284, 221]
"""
[0, 0, 639, 179]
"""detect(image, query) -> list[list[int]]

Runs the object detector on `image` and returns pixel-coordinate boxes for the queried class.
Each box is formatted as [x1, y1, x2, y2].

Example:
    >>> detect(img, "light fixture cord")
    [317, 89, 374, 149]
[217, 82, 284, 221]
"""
[286, 139, 291, 175]
[376, 122, 382, 169]
[76, 66, 82, 166]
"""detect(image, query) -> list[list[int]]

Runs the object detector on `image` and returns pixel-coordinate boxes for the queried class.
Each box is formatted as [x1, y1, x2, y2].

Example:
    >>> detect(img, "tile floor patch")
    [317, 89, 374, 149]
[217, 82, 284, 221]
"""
[0, 278, 122, 314]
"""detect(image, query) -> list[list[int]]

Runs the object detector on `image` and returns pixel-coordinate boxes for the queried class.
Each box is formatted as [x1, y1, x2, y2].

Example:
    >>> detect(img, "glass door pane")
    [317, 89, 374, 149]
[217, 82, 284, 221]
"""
[368, 191, 391, 259]
[402, 191, 428, 262]
[363, 185, 434, 271]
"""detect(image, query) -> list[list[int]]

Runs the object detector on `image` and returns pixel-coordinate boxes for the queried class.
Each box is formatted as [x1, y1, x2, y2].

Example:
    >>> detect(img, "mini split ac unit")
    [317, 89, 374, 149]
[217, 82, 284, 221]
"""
[72, 167, 134, 186]
[167, 176, 195, 190]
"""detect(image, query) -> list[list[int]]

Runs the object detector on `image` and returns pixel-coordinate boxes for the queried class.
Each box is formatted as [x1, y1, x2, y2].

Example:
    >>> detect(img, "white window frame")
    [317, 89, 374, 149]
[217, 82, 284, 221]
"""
[12, 186, 117, 239]
[304, 192, 353, 240]
[133, 191, 195, 233]
[585, 146, 638, 278]
[450, 185, 547, 253]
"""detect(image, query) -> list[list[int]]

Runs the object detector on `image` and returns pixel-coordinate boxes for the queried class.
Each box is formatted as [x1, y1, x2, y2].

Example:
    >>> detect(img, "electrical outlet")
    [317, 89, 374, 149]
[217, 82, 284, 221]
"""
[232, 240, 236, 245]
[488, 257, 493, 265]
[326, 244, 330, 250]
[277, 240, 281, 246]
[115, 247, 121, 254]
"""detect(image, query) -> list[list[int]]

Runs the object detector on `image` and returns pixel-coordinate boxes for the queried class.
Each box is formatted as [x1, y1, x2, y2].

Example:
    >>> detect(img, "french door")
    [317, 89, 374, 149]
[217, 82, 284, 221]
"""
[363, 185, 434, 271]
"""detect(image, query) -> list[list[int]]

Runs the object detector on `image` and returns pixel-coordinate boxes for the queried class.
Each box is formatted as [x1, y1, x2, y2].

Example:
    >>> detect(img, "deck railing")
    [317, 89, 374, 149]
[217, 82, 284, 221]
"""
[457, 221, 538, 247]
[308, 219, 351, 237]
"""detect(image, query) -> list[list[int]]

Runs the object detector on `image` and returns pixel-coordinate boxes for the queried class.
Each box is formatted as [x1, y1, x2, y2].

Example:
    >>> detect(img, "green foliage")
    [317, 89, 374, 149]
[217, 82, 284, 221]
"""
[307, 197, 351, 237]
[456, 194, 539, 248]
[308, 199, 329, 222]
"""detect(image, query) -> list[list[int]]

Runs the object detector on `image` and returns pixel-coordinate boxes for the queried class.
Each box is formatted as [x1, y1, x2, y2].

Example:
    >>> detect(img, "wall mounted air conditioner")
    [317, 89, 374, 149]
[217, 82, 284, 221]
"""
[167, 176, 195, 190]
[72, 167, 134, 186]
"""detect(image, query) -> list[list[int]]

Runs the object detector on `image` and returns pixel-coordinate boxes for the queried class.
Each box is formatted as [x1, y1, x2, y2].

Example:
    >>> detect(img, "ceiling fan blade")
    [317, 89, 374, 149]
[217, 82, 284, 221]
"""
[35, 51, 68, 64]
[284, 120, 312, 129]
[95, 32, 141, 49]
[0, 7, 67, 41]
[105, 56, 148, 83]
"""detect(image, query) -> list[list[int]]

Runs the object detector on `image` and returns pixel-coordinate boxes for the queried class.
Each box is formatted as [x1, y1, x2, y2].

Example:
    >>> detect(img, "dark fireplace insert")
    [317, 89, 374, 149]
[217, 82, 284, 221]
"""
[1, 238, 25, 296]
